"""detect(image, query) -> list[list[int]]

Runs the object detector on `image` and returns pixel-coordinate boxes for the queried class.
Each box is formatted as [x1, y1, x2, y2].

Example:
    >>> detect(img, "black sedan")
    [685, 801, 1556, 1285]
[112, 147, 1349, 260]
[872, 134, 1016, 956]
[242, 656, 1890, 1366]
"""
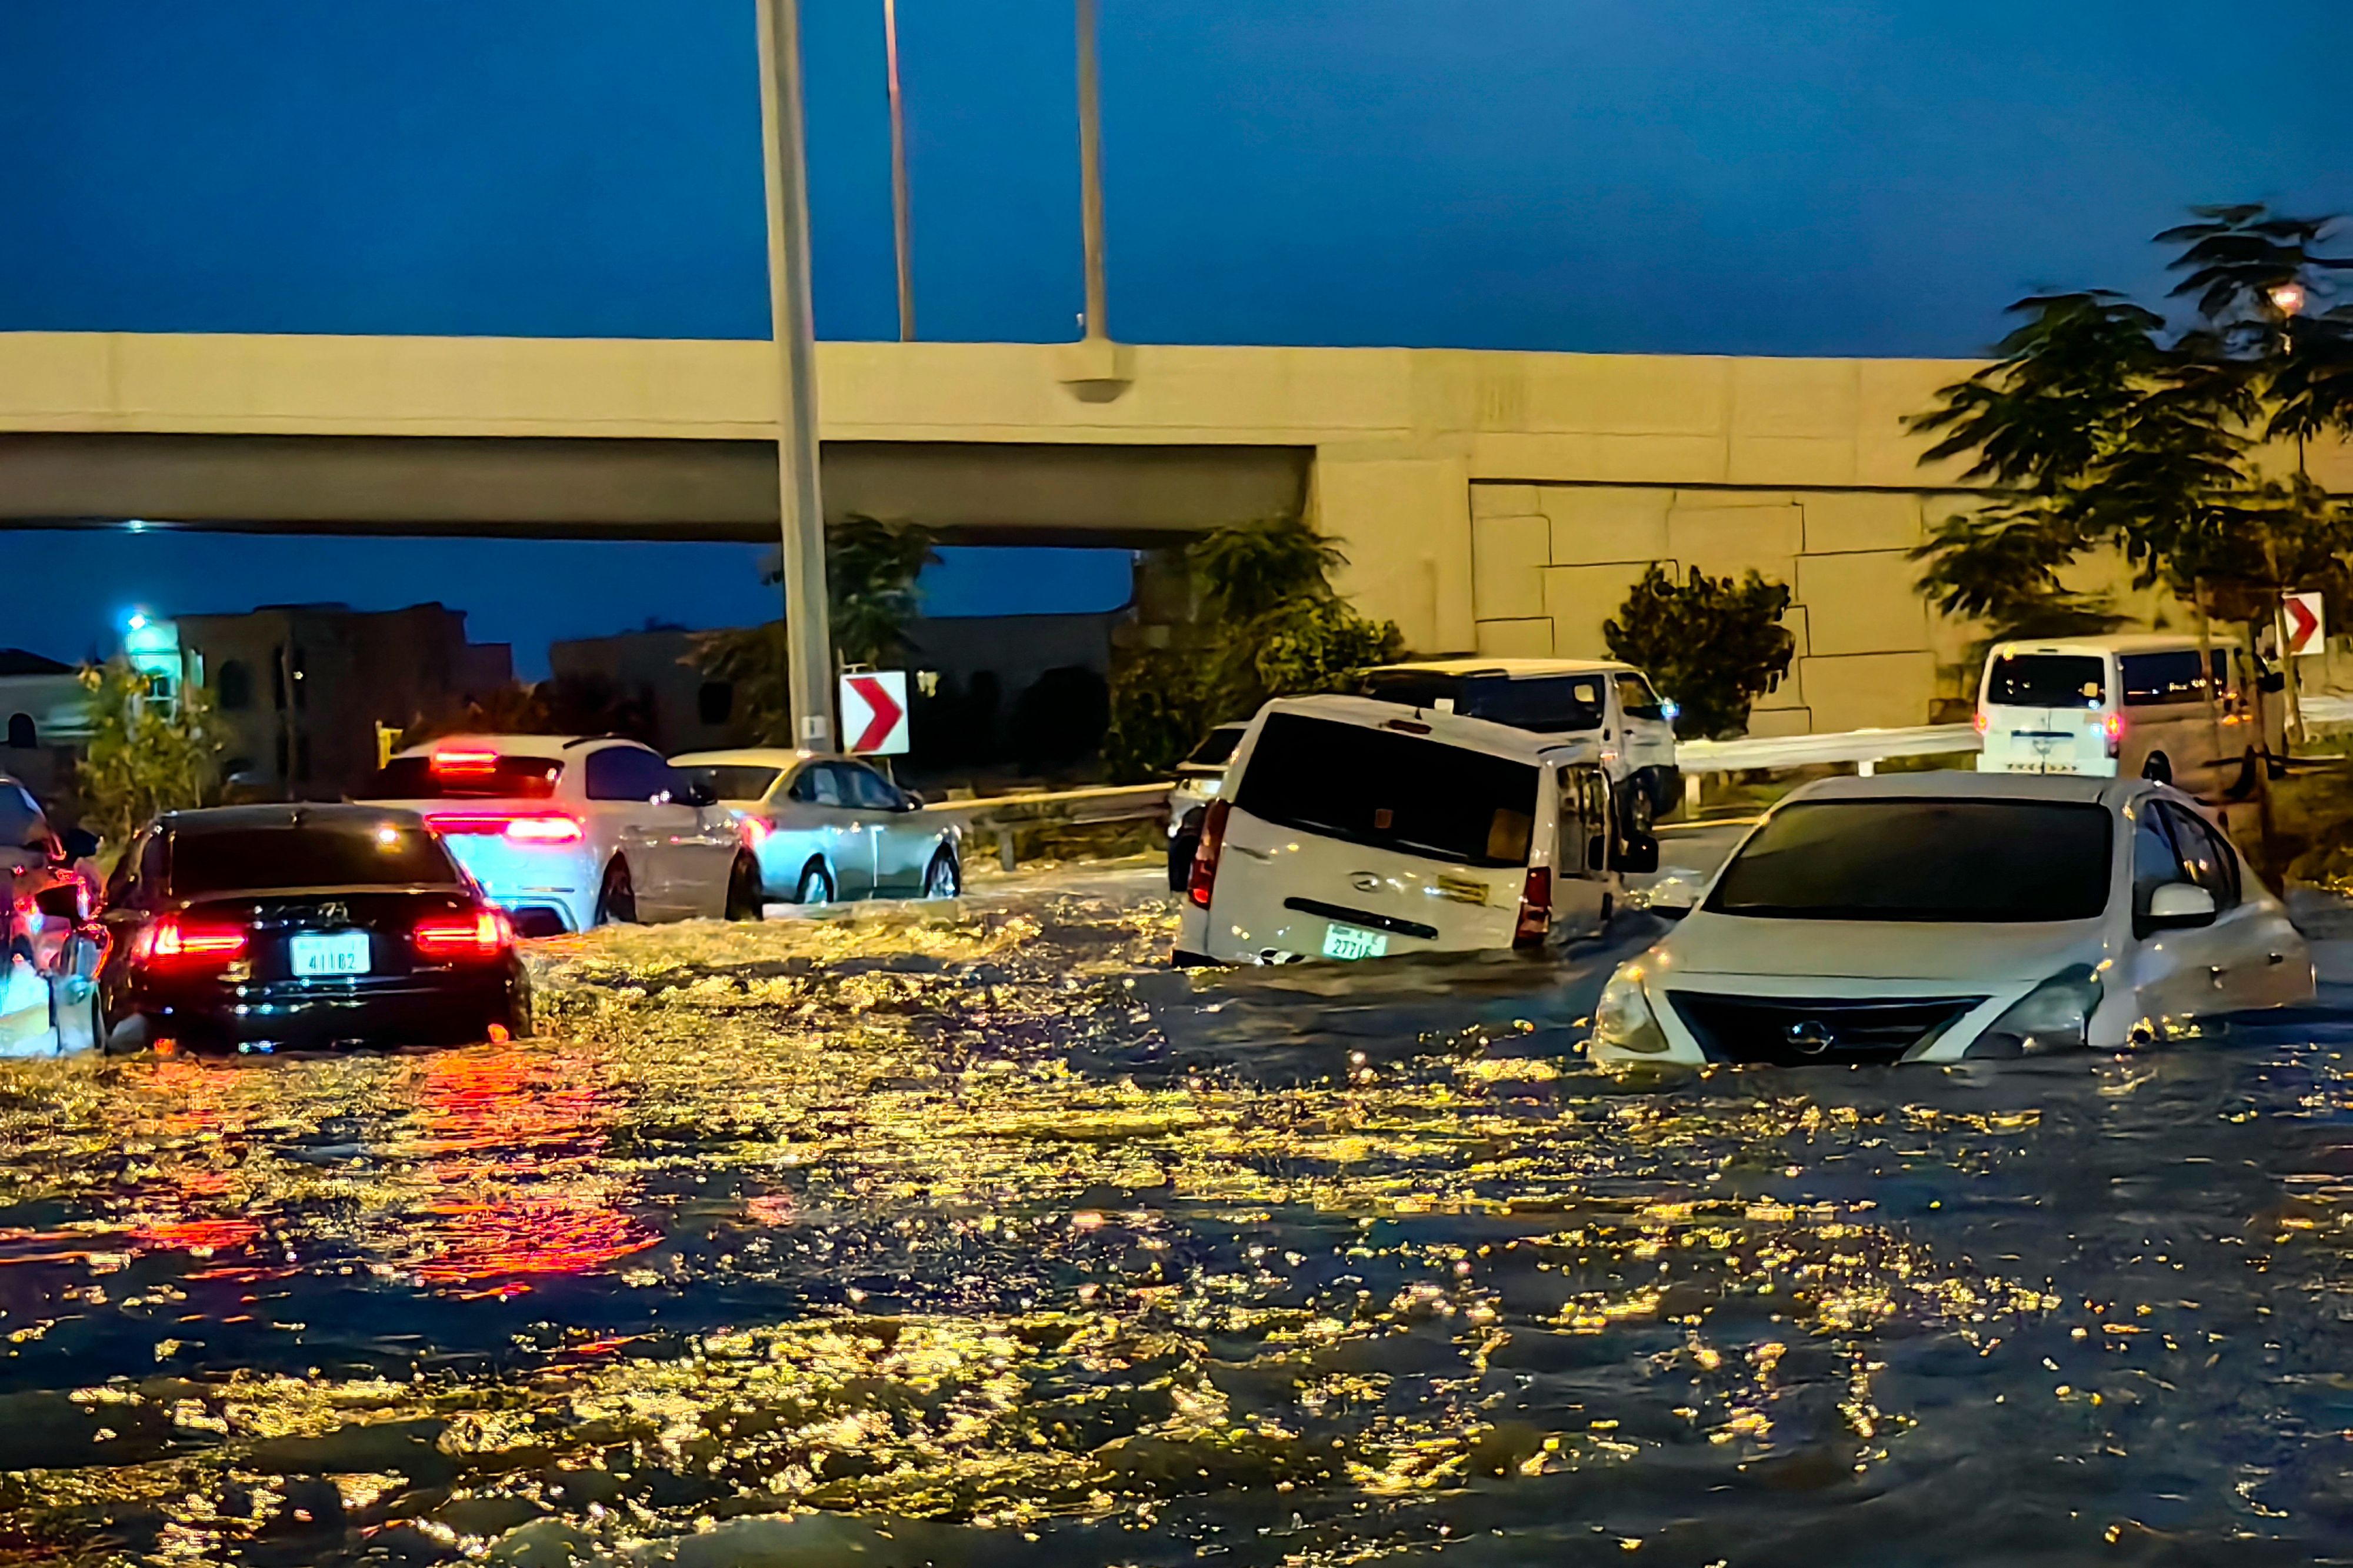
[95, 805, 532, 1053]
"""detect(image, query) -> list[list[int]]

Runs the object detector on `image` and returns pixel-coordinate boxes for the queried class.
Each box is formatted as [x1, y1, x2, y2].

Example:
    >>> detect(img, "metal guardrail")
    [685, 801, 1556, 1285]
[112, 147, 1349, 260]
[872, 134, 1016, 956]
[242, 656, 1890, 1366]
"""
[1677, 723, 1984, 774]
[923, 783, 1172, 870]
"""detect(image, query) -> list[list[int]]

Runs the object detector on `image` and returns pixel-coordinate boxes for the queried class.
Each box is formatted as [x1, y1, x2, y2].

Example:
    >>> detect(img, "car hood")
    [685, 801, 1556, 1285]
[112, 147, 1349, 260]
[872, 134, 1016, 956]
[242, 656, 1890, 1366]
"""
[1657, 910, 2109, 984]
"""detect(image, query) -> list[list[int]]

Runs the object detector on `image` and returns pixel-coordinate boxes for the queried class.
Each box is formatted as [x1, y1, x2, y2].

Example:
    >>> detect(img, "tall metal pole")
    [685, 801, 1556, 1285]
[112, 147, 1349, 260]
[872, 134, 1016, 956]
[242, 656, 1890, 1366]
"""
[884, 0, 915, 342]
[755, 0, 836, 751]
[1075, 0, 1108, 341]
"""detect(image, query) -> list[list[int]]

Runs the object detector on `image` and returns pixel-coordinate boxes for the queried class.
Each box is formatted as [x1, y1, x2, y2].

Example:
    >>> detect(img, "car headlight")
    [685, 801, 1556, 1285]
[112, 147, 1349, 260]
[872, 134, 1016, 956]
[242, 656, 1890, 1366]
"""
[1592, 965, 1671, 1055]
[1967, 964, 2102, 1057]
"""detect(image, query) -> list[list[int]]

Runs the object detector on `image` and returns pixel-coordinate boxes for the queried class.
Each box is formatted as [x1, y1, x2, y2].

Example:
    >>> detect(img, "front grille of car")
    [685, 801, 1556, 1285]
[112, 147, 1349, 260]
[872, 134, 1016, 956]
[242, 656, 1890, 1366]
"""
[1666, 992, 1986, 1066]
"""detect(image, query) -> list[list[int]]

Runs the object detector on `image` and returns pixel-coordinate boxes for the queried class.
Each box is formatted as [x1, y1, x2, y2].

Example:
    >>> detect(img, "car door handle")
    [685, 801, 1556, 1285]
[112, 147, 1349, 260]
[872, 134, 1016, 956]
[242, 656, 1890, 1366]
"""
[2268, 952, 2288, 966]
[2209, 965, 2227, 989]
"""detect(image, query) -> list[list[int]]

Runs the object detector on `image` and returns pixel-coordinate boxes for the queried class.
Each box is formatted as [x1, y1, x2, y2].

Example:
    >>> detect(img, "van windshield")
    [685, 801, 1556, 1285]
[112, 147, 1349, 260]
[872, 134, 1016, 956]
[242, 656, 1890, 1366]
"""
[1708, 799, 2113, 922]
[1362, 671, 1606, 733]
[1987, 653, 2105, 709]
[1234, 712, 1538, 868]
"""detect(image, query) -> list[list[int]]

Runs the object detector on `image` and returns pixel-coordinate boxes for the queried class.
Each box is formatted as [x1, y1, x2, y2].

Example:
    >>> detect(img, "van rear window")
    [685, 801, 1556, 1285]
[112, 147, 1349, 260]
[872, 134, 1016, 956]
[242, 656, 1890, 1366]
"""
[1362, 672, 1606, 733]
[1233, 713, 1538, 868]
[1987, 654, 2105, 709]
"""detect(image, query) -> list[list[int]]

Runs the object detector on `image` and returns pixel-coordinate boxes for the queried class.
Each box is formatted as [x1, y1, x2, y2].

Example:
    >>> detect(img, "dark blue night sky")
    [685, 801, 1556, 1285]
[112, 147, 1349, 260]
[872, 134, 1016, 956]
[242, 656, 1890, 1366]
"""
[4, 1, 2349, 668]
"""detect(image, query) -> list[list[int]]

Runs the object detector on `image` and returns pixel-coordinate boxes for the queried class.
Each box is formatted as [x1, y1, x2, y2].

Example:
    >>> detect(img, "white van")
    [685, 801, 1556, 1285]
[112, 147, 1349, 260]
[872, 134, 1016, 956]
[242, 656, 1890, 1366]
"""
[1358, 659, 1681, 830]
[1172, 695, 1651, 966]
[1974, 634, 2275, 796]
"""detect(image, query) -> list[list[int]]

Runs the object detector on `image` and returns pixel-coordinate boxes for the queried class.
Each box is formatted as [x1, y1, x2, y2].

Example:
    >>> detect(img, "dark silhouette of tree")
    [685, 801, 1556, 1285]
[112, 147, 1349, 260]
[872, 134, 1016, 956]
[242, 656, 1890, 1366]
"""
[1604, 566, 1795, 740]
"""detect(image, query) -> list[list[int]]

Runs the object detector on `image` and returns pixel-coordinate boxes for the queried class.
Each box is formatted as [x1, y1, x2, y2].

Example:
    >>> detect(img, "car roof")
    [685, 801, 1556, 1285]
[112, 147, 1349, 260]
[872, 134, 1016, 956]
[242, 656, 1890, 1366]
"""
[391, 733, 649, 758]
[1257, 693, 1598, 764]
[1990, 633, 2232, 656]
[1368, 657, 1631, 679]
[158, 803, 430, 833]
[1778, 770, 2150, 809]
[669, 748, 818, 768]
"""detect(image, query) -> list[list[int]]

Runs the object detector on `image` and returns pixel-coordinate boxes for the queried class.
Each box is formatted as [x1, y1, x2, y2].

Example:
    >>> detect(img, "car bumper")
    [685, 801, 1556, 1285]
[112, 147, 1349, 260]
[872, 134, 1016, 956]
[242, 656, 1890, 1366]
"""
[118, 967, 531, 1052]
[1589, 973, 2050, 1068]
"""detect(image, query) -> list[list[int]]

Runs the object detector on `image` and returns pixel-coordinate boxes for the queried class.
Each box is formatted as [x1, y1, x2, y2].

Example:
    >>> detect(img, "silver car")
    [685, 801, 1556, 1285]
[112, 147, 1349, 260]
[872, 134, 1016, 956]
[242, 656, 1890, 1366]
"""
[671, 749, 962, 904]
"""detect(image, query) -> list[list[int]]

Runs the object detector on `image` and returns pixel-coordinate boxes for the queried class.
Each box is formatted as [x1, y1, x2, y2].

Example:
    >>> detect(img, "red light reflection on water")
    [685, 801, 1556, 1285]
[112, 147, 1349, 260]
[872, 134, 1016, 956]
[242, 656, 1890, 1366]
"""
[410, 1047, 654, 1289]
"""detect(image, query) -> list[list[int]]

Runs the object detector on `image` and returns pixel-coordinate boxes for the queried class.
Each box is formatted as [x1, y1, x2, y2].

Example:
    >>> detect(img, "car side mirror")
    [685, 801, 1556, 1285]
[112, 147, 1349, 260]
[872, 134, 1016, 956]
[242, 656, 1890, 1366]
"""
[61, 828, 99, 862]
[1615, 832, 1660, 875]
[899, 792, 925, 810]
[1586, 833, 1607, 872]
[33, 884, 82, 920]
[1645, 875, 1699, 919]
[2147, 882, 2217, 929]
[681, 781, 717, 808]
[2259, 670, 2287, 692]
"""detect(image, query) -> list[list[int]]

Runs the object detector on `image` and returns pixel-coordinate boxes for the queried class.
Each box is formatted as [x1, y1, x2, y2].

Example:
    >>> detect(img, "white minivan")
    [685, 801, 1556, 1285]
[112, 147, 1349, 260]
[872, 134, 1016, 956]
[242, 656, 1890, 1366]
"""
[1974, 635, 2276, 797]
[1359, 659, 1681, 831]
[1172, 695, 1651, 966]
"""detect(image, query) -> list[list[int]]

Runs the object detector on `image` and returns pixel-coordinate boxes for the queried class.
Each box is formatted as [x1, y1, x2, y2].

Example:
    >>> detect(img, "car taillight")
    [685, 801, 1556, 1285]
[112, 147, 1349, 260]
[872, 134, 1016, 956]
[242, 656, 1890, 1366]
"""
[414, 908, 514, 960]
[432, 748, 498, 778]
[1973, 710, 1989, 735]
[2104, 712, 2123, 757]
[429, 812, 584, 844]
[1187, 799, 1231, 910]
[739, 813, 774, 845]
[139, 914, 248, 970]
[1514, 867, 1552, 948]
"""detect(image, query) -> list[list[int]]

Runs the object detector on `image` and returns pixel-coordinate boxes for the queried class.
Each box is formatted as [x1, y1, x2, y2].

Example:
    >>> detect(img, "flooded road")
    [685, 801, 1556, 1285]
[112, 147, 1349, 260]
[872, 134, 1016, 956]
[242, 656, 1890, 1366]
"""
[7, 862, 2353, 1565]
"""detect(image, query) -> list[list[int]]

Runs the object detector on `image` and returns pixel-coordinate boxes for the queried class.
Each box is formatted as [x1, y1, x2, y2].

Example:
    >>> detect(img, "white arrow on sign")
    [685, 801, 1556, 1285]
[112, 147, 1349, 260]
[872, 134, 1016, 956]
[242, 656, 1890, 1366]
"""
[2285, 591, 2328, 658]
[838, 669, 911, 755]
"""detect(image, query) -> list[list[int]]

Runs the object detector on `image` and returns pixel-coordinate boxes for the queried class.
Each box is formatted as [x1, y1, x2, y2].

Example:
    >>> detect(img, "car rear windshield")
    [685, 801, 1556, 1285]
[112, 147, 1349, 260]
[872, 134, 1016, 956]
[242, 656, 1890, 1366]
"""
[1707, 799, 2113, 922]
[1362, 671, 1605, 732]
[1182, 728, 1246, 768]
[685, 765, 781, 802]
[169, 823, 463, 896]
[363, 755, 563, 800]
[1233, 712, 1539, 868]
[2120, 650, 2208, 706]
[1986, 653, 2105, 709]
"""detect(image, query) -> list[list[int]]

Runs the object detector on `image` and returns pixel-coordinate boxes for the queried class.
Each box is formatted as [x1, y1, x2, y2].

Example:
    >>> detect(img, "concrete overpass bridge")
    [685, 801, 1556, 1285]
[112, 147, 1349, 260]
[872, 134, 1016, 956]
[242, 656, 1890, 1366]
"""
[6, 332, 2345, 733]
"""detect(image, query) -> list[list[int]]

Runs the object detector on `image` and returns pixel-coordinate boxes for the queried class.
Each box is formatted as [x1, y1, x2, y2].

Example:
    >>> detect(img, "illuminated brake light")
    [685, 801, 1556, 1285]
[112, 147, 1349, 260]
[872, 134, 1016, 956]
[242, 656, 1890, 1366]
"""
[428, 812, 584, 843]
[142, 913, 248, 969]
[433, 748, 498, 776]
[2104, 712, 2124, 758]
[1188, 799, 1231, 910]
[1973, 710, 1989, 735]
[414, 908, 514, 959]
[1514, 867, 1552, 948]
[738, 813, 774, 846]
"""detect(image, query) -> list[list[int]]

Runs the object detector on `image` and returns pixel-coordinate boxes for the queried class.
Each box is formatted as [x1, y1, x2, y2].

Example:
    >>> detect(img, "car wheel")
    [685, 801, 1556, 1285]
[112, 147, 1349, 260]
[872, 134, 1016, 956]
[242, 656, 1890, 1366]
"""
[724, 855, 765, 920]
[2142, 752, 2173, 786]
[924, 848, 962, 899]
[794, 860, 836, 905]
[595, 859, 638, 925]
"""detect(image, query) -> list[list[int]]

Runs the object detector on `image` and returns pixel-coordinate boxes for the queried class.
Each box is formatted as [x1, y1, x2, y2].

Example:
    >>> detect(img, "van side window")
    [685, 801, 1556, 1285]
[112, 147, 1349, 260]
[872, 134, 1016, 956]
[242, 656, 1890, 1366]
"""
[2120, 651, 2207, 707]
[1617, 675, 1665, 720]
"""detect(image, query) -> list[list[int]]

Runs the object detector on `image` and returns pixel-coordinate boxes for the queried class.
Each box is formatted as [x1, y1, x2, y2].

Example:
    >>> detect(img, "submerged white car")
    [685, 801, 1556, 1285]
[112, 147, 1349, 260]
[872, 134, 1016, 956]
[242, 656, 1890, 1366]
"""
[1589, 772, 2312, 1067]
[671, 749, 962, 904]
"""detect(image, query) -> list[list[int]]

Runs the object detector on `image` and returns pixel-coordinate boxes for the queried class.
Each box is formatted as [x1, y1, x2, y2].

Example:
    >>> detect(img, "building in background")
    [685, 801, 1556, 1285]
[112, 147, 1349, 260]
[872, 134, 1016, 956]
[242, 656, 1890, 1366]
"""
[547, 626, 734, 756]
[0, 649, 92, 804]
[175, 603, 511, 798]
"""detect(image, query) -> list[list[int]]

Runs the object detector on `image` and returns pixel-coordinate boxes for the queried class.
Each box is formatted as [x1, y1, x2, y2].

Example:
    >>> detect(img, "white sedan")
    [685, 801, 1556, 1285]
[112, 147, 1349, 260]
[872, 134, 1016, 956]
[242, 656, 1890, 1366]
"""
[1590, 773, 2312, 1067]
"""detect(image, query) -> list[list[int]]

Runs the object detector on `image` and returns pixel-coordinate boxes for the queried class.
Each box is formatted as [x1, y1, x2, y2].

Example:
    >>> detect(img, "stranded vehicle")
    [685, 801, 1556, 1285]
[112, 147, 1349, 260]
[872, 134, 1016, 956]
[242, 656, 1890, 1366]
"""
[1174, 694, 1652, 966]
[1974, 633, 2280, 796]
[1358, 658, 1681, 832]
[1587, 772, 2310, 1069]
[1165, 723, 1249, 890]
[671, 748, 964, 903]
[362, 736, 763, 935]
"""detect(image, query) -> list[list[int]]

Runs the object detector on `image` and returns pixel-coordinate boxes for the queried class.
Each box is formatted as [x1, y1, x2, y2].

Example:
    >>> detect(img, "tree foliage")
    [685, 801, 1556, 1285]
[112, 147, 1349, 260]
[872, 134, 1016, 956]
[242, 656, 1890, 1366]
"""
[1103, 519, 1404, 779]
[688, 516, 942, 745]
[1603, 565, 1795, 740]
[1909, 206, 2353, 649]
[75, 659, 231, 850]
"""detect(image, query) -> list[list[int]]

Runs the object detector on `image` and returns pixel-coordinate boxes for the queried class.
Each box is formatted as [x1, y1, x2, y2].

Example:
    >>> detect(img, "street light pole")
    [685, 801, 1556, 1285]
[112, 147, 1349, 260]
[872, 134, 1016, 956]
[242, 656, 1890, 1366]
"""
[754, 0, 836, 752]
[1075, 0, 1108, 341]
[884, 0, 916, 342]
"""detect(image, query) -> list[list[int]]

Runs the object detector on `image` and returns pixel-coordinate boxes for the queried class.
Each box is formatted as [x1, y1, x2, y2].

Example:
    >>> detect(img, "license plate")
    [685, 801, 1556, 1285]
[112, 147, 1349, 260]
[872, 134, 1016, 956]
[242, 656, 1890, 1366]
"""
[1321, 923, 1389, 961]
[290, 930, 371, 978]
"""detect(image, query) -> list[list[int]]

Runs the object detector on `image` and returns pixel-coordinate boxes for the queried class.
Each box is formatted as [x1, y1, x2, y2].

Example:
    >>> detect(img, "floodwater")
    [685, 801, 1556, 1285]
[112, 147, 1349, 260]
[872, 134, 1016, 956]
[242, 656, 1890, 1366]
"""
[6, 865, 2353, 1566]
